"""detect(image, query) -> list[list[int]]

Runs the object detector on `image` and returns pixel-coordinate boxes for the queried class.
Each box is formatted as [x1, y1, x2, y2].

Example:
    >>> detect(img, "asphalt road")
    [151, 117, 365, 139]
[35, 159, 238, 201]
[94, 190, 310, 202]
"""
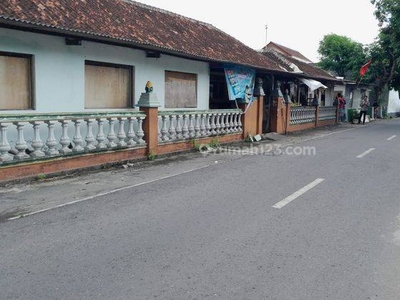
[1, 119, 400, 299]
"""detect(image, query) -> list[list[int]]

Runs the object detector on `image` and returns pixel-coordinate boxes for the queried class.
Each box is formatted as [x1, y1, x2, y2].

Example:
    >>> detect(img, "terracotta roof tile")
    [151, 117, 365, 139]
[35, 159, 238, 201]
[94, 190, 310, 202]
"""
[0, 0, 282, 71]
[263, 42, 313, 64]
[262, 48, 338, 82]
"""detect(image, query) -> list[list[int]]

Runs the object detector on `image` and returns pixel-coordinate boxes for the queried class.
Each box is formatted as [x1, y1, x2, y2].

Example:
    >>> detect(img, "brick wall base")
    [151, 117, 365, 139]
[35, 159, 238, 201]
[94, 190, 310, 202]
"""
[0, 134, 243, 185]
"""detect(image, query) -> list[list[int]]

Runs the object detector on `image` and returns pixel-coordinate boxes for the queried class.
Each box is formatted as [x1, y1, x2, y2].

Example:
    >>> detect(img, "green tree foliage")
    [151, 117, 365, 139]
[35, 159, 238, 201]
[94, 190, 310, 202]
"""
[317, 34, 366, 80]
[370, 0, 400, 96]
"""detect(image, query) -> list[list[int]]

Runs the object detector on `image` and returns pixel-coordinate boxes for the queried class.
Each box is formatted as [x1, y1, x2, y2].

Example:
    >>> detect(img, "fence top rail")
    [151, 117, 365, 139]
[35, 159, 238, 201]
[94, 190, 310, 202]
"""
[290, 106, 316, 111]
[319, 106, 336, 110]
[158, 109, 243, 116]
[0, 111, 147, 123]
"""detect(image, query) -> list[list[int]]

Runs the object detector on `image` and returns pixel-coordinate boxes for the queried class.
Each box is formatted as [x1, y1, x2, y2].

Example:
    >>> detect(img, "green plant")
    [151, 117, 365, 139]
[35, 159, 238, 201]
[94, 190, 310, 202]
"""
[209, 138, 220, 148]
[37, 174, 46, 180]
[192, 139, 201, 151]
[245, 133, 254, 142]
[147, 150, 156, 161]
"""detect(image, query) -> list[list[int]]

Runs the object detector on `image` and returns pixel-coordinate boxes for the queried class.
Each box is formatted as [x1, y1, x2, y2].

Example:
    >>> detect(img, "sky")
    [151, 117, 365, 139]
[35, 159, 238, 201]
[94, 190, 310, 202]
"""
[135, 0, 381, 62]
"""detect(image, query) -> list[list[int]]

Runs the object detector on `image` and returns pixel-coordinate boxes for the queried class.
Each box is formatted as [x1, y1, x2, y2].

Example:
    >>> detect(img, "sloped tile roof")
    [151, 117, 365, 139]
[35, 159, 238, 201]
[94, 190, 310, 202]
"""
[0, 0, 282, 71]
[263, 42, 313, 64]
[262, 50, 338, 82]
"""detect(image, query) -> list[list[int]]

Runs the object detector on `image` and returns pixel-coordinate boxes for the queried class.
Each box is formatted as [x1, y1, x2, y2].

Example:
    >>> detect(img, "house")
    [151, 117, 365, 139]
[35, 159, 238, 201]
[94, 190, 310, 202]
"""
[0, 0, 338, 183]
[333, 80, 373, 121]
[261, 42, 340, 106]
[262, 42, 314, 64]
[258, 42, 340, 132]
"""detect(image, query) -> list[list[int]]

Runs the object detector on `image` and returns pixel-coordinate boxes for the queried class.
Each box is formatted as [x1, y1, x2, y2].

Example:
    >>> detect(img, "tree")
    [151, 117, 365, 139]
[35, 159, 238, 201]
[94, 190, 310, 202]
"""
[367, 0, 400, 104]
[317, 34, 366, 80]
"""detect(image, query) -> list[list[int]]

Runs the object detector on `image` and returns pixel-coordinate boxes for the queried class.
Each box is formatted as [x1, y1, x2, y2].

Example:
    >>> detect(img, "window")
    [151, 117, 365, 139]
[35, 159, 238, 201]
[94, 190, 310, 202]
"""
[85, 61, 133, 109]
[0, 52, 33, 110]
[165, 71, 197, 108]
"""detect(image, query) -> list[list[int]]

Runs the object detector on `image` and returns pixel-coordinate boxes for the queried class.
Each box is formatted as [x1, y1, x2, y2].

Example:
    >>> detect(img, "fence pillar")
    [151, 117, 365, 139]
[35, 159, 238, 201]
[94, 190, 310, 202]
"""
[256, 95, 264, 135]
[285, 102, 291, 134]
[239, 101, 257, 139]
[270, 83, 286, 134]
[137, 82, 160, 156]
[239, 78, 265, 138]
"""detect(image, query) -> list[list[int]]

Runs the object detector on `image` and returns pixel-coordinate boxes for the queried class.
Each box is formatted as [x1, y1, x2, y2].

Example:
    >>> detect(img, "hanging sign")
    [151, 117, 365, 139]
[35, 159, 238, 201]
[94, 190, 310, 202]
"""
[224, 65, 256, 101]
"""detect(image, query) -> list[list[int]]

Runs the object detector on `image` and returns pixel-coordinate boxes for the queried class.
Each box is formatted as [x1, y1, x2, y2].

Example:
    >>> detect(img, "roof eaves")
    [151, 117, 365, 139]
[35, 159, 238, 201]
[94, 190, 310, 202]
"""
[0, 17, 282, 72]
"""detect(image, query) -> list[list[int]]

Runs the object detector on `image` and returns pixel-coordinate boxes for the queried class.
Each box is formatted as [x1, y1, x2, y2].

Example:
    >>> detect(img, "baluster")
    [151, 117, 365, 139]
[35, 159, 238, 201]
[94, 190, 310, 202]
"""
[157, 115, 162, 142]
[175, 114, 183, 140]
[96, 118, 107, 149]
[117, 117, 127, 147]
[45, 120, 60, 156]
[136, 116, 145, 144]
[215, 113, 221, 134]
[210, 113, 217, 135]
[84, 118, 96, 151]
[232, 113, 238, 133]
[0, 122, 13, 162]
[237, 112, 243, 132]
[72, 119, 85, 152]
[168, 114, 176, 141]
[293, 109, 296, 124]
[13, 122, 30, 160]
[127, 116, 137, 147]
[226, 112, 232, 133]
[107, 117, 117, 148]
[200, 113, 206, 137]
[59, 120, 72, 154]
[188, 114, 195, 138]
[225, 113, 230, 132]
[182, 114, 189, 139]
[30, 121, 45, 158]
[227, 113, 233, 133]
[229, 112, 235, 133]
[161, 115, 169, 142]
[223, 113, 229, 133]
[220, 113, 226, 133]
[205, 113, 211, 136]
[194, 114, 201, 138]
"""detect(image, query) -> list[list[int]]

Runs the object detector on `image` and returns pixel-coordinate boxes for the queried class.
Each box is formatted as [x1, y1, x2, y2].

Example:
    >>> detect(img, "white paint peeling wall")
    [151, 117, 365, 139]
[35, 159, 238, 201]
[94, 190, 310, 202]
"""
[0, 28, 210, 114]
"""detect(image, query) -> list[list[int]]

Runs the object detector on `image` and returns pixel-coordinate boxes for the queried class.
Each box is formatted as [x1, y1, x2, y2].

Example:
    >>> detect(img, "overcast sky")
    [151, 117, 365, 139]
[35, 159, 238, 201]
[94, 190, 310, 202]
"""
[135, 0, 380, 62]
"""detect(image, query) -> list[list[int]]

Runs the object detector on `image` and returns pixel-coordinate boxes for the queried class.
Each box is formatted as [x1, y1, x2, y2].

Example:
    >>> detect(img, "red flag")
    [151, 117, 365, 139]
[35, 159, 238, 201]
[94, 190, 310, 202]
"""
[359, 60, 372, 76]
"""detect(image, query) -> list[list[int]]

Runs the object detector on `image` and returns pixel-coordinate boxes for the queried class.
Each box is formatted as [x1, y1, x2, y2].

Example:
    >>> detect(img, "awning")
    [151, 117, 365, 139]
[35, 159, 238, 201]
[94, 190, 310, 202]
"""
[299, 78, 328, 91]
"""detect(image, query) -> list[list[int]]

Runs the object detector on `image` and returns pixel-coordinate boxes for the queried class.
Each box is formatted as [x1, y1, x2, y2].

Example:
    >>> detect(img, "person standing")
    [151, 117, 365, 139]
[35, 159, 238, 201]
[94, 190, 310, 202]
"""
[358, 95, 370, 124]
[341, 95, 347, 122]
[337, 93, 345, 122]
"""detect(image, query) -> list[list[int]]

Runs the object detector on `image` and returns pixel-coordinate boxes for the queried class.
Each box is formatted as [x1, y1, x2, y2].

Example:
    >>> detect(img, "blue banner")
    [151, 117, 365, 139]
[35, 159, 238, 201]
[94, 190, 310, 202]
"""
[224, 66, 256, 101]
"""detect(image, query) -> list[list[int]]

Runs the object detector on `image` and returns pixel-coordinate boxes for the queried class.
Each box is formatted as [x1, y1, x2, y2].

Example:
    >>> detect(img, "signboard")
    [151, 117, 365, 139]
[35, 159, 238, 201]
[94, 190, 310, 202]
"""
[224, 65, 256, 101]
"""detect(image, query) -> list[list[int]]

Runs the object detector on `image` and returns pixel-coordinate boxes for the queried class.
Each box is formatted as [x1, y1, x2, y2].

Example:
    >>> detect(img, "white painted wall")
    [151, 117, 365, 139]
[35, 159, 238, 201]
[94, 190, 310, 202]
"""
[388, 89, 400, 115]
[324, 88, 335, 106]
[0, 28, 210, 114]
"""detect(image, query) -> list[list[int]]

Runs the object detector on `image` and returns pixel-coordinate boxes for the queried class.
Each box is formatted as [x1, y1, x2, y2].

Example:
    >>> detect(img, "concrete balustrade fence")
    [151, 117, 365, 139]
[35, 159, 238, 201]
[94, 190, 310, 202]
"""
[0, 93, 336, 184]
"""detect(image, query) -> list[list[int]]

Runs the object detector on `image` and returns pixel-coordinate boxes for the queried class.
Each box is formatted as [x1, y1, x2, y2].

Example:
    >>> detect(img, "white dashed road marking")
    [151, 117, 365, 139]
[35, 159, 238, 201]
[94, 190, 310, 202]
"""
[272, 178, 325, 209]
[357, 148, 375, 158]
[387, 135, 396, 141]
